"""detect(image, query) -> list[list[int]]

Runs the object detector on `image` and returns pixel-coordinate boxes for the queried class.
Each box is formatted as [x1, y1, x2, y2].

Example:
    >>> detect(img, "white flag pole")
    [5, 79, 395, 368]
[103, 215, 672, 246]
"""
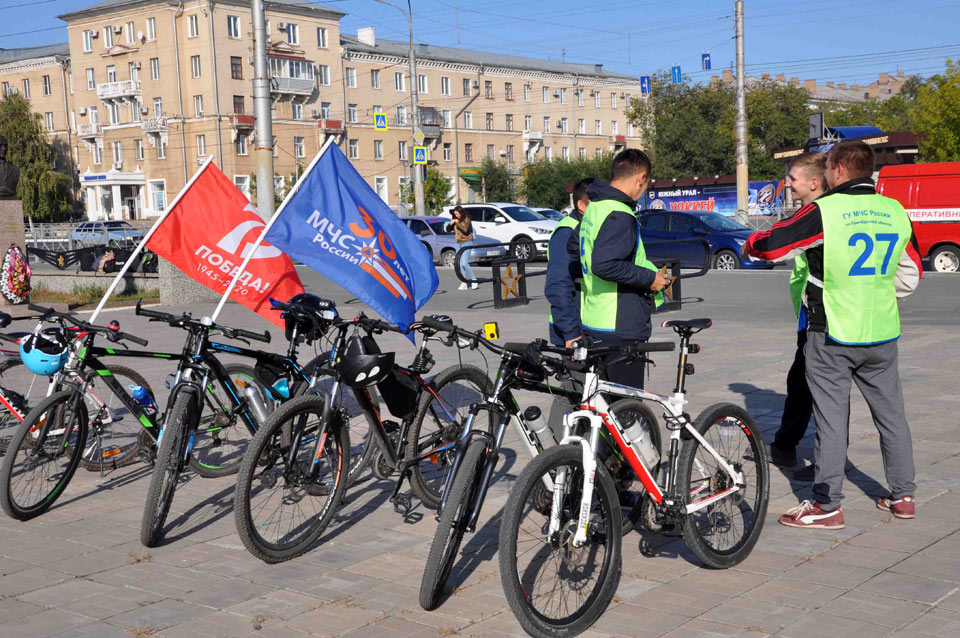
[88, 155, 216, 324]
[210, 135, 336, 324]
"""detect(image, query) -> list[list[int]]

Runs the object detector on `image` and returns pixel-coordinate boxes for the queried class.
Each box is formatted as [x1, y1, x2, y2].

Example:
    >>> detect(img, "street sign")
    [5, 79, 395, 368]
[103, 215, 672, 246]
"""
[413, 146, 427, 164]
[413, 127, 425, 146]
[640, 76, 651, 95]
[809, 112, 824, 140]
[374, 112, 388, 131]
[671, 66, 682, 84]
[701, 53, 711, 71]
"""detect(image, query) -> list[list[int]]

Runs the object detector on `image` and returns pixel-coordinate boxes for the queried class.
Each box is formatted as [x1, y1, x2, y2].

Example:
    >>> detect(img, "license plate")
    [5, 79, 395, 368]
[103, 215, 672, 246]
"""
[485, 250, 501, 256]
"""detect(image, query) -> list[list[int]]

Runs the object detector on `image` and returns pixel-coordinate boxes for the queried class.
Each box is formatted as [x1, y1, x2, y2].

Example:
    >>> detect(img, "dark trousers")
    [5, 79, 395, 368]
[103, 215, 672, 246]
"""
[582, 329, 646, 391]
[774, 330, 813, 450]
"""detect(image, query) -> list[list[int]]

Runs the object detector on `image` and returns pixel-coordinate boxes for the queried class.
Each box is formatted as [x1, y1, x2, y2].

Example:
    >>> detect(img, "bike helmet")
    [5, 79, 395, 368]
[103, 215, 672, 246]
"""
[337, 334, 394, 388]
[20, 327, 68, 376]
[281, 293, 337, 343]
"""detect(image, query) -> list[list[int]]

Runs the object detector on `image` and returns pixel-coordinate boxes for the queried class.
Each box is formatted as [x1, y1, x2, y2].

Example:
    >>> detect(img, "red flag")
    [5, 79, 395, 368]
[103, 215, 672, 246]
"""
[146, 163, 303, 329]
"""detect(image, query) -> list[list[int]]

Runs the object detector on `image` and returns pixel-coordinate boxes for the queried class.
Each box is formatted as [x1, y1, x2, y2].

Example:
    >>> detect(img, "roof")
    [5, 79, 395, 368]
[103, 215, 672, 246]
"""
[59, 0, 343, 22]
[342, 34, 638, 81]
[0, 43, 70, 65]
[826, 126, 885, 139]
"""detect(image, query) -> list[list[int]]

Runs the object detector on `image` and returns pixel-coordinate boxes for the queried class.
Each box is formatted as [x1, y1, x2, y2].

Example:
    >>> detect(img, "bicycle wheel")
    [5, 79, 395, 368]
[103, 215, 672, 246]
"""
[188, 364, 264, 478]
[140, 390, 197, 547]
[679, 403, 769, 569]
[407, 365, 492, 509]
[234, 394, 349, 563]
[0, 391, 88, 521]
[500, 444, 621, 638]
[420, 438, 487, 610]
[0, 358, 50, 454]
[78, 365, 154, 471]
[604, 399, 661, 536]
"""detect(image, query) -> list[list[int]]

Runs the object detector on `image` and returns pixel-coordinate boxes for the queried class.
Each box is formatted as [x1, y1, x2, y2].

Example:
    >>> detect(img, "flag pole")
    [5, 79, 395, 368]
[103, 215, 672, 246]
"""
[210, 136, 336, 324]
[88, 155, 216, 324]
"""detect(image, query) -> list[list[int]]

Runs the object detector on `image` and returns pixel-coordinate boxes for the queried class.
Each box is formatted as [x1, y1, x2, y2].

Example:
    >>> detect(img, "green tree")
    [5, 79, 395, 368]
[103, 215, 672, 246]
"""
[913, 60, 960, 162]
[0, 92, 73, 220]
[479, 158, 516, 202]
[405, 168, 453, 213]
[522, 153, 614, 210]
[248, 164, 303, 210]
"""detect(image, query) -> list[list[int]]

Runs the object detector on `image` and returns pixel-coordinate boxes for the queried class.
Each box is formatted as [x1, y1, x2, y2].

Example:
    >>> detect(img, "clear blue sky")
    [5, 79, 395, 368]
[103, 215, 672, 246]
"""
[3, 0, 959, 85]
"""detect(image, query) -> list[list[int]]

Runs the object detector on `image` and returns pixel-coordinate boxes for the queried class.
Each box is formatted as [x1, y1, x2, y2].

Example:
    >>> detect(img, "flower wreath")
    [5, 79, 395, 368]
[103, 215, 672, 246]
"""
[1, 243, 31, 304]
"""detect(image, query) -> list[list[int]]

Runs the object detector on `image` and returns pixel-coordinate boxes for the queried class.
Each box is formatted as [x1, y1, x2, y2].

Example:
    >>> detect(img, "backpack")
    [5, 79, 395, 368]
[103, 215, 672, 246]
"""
[0, 243, 31, 303]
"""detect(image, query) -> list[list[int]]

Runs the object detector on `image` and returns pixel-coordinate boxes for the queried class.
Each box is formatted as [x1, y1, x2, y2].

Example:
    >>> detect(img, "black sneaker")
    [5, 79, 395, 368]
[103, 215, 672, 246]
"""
[793, 464, 816, 482]
[766, 442, 797, 468]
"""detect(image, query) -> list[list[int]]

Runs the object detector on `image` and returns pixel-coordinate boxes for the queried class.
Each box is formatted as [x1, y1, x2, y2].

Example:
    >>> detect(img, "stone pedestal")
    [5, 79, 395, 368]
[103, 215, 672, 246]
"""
[158, 257, 220, 307]
[0, 198, 26, 308]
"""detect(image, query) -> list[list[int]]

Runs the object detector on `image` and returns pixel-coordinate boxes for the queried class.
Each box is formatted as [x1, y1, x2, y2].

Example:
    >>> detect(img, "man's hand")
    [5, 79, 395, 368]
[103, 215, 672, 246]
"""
[565, 337, 582, 348]
[650, 269, 670, 292]
[741, 235, 756, 260]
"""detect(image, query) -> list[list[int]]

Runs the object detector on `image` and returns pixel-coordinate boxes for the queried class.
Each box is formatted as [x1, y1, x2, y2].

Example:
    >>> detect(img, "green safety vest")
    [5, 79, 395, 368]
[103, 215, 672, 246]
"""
[789, 253, 808, 318]
[579, 200, 664, 332]
[547, 215, 581, 325]
[818, 192, 912, 345]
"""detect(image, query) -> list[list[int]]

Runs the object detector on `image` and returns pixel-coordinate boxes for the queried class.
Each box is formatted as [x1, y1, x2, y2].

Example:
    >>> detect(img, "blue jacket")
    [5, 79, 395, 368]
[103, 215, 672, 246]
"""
[545, 211, 582, 346]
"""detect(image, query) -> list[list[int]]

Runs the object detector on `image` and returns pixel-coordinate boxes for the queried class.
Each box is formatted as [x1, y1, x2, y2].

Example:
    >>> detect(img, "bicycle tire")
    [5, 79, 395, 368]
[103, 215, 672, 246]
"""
[234, 394, 349, 563]
[78, 365, 154, 472]
[604, 399, 661, 536]
[499, 443, 621, 638]
[0, 358, 47, 454]
[419, 438, 487, 610]
[679, 403, 769, 569]
[0, 391, 88, 521]
[140, 390, 196, 547]
[407, 365, 492, 509]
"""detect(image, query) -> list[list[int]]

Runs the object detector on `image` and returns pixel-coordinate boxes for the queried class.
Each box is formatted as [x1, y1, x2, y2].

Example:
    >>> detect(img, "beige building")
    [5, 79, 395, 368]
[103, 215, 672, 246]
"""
[713, 69, 910, 104]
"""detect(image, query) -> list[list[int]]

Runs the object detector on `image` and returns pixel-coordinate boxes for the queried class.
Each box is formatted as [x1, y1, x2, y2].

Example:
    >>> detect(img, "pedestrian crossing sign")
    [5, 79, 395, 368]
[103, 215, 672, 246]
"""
[374, 113, 388, 130]
[413, 146, 427, 164]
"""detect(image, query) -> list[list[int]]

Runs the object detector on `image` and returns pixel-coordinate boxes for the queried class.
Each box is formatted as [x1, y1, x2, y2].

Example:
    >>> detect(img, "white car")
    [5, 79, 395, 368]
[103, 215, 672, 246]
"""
[440, 203, 557, 261]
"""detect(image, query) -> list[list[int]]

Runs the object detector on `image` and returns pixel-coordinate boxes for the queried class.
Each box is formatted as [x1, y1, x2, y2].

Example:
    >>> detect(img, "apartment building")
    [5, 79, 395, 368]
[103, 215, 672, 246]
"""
[713, 69, 910, 104]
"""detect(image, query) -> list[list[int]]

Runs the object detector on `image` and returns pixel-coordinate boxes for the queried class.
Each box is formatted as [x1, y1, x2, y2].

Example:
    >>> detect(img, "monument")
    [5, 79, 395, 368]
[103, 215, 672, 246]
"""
[0, 135, 29, 306]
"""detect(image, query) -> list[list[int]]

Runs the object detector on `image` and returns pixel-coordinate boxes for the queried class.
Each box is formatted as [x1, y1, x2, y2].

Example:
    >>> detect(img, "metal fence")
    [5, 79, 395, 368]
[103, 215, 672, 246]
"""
[25, 220, 156, 253]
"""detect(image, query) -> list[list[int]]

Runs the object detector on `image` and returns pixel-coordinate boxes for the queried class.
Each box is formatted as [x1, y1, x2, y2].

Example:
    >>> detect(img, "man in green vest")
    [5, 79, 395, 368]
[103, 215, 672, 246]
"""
[743, 141, 923, 529]
[546, 177, 594, 347]
[567, 149, 668, 388]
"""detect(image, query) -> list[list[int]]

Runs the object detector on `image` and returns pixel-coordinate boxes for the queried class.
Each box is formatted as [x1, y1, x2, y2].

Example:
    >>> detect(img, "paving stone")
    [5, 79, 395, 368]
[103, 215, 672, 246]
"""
[592, 603, 687, 637]
[701, 596, 797, 633]
[339, 615, 445, 638]
[776, 612, 892, 638]
[225, 589, 326, 621]
[900, 608, 960, 637]
[1, 608, 95, 638]
[779, 559, 877, 588]
[105, 598, 210, 630]
[857, 572, 958, 604]
[661, 618, 773, 637]
[742, 576, 845, 609]
[160, 610, 264, 638]
[0, 566, 72, 596]
[283, 604, 385, 636]
[821, 590, 927, 628]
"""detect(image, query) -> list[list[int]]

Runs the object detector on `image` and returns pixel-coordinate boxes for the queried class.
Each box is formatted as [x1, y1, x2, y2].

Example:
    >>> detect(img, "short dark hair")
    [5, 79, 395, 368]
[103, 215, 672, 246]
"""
[827, 141, 874, 179]
[610, 148, 652, 181]
[573, 177, 596, 206]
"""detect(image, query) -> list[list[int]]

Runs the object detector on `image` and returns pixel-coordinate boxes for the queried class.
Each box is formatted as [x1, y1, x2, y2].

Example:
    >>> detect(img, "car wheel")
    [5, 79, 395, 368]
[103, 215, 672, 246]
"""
[713, 250, 740, 270]
[441, 249, 456, 269]
[510, 236, 535, 262]
[930, 245, 960, 273]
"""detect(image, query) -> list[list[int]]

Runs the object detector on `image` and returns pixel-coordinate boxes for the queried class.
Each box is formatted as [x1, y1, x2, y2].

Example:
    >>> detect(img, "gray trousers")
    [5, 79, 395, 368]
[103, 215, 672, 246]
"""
[804, 331, 916, 511]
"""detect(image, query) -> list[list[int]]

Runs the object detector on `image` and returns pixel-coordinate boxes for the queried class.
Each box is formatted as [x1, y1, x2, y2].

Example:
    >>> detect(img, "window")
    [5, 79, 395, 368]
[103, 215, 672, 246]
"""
[129, 61, 139, 82]
[122, 21, 134, 45]
[375, 176, 388, 204]
[577, 89, 584, 106]
[294, 136, 304, 158]
[560, 117, 568, 133]
[191, 55, 201, 78]
[579, 147, 586, 159]
[104, 27, 114, 48]
[158, 140, 167, 159]
[595, 120, 602, 135]
[486, 113, 493, 130]
[44, 112, 54, 131]
[188, 14, 199, 38]
[485, 80, 493, 98]
[441, 76, 450, 96]
[348, 138, 358, 159]
[106, 65, 116, 82]
[154, 97, 162, 116]
[42, 75, 51, 96]
[463, 78, 471, 95]
[594, 92, 600, 108]
[464, 143, 472, 162]
[396, 105, 407, 125]
[543, 116, 550, 133]
[146, 17, 156, 40]
[395, 72, 405, 92]
[346, 67, 357, 88]
[232, 95, 244, 113]
[398, 140, 407, 160]
[235, 136, 247, 155]
[131, 99, 141, 122]
[93, 141, 103, 164]
[291, 100, 302, 120]
[374, 140, 383, 160]
[150, 58, 159, 80]
[418, 74, 428, 94]
[194, 95, 203, 117]
[370, 69, 380, 89]
[578, 118, 585, 134]
[317, 26, 328, 47]
[562, 146, 570, 160]
[524, 114, 532, 130]
[545, 146, 553, 160]
[560, 88, 567, 104]
[443, 143, 451, 161]
[88, 106, 98, 123]
[320, 101, 330, 118]
[463, 112, 472, 129]
[627, 122, 634, 136]
[506, 145, 514, 163]
[347, 103, 356, 123]
[505, 82, 513, 100]
[524, 84, 531, 101]
[317, 65, 330, 85]
[230, 56, 242, 80]
[542, 86, 549, 103]
[227, 15, 240, 39]
[611, 120, 619, 134]
[595, 147, 603, 158]
[83, 30, 93, 52]
[112, 140, 123, 163]
[108, 103, 120, 124]
[149, 180, 166, 212]
[234, 175, 250, 199]
[286, 23, 299, 45]
[611, 92, 617, 109]
[68, 72, 73, 93]
[197, 135, 206, 156]
[135, 139, 144, 160]
[486, 144, 494, 160]
[442, 109, 452, 128]
[505, 114, 513, 131]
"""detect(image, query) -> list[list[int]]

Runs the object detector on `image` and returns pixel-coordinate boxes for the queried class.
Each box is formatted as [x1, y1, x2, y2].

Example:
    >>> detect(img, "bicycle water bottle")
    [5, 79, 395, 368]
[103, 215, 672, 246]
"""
[621, 412, 659, 469]
[271, 378, 290, 400]
[130, 385, 157, 416]
[242, 385, 271, 425]
[523, 406, 556, 444]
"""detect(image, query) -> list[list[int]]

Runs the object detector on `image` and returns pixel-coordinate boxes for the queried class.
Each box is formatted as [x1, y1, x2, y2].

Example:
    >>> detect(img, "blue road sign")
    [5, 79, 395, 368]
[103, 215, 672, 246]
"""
[701, 53, 711, 71]
[374, 113, 388, 131]
[413, 146, 427, 164]
[671, 66, 682, 84]
[640, 76, 651, 94]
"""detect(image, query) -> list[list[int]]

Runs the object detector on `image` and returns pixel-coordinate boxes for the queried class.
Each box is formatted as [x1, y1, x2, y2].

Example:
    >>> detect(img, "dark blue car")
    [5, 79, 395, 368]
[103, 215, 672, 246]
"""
[638, 210, 774, 270]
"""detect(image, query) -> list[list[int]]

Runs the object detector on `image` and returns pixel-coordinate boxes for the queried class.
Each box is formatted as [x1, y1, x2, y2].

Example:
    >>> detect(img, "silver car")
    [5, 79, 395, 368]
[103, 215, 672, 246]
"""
[403, 216, 507, 268]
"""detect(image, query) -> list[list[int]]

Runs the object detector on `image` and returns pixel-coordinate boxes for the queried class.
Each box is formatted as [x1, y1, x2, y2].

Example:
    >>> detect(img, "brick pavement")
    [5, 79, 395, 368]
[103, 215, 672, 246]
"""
[1, 269, 958, 637]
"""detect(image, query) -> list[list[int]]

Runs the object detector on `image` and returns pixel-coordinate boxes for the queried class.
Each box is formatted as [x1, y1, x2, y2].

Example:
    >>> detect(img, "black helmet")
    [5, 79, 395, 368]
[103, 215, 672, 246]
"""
[282, 293, 337, 343]
[337, 334, 394, 388]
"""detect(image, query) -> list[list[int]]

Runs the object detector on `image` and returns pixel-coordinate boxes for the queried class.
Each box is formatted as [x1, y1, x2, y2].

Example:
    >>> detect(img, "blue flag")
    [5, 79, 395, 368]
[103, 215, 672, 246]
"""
[264, 144, 438, 337]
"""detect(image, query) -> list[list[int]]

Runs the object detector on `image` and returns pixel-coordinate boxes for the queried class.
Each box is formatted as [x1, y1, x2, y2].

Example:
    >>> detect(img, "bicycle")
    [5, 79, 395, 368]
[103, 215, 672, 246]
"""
[233, 311, 492, 563]
[499, 318, 769, 638]
[416, 317, 661, 610]
[0, 311, 52, 452]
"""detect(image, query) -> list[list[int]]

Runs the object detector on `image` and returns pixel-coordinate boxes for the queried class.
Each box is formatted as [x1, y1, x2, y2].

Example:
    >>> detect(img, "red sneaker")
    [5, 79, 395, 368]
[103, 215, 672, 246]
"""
[779, 500, 845, 529]
[877, 496, 915, 519]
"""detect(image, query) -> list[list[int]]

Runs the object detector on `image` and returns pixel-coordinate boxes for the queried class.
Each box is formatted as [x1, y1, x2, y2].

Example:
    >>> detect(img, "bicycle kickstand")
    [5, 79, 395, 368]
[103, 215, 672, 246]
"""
[389, 468, 414, 518]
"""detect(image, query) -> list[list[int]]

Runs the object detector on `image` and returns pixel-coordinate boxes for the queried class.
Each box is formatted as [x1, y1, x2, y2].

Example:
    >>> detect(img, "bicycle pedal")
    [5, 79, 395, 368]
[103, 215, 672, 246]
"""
[392, 493, 412, 515]
[304, 482, 332, 497]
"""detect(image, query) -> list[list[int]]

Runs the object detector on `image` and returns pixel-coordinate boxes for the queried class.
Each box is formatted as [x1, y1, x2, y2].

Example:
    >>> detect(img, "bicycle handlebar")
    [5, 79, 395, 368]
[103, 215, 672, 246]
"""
[30, 303, 150, 347]
[134, 299, 270, 344]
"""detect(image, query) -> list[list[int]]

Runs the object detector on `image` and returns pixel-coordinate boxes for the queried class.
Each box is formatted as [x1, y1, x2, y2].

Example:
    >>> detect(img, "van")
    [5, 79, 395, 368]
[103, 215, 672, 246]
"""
[876, 162, 960, 272]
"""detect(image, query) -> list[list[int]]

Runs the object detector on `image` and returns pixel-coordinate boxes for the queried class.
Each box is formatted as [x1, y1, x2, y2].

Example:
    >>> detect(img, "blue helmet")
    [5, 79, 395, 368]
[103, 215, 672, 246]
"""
[20, 328, 68, 376]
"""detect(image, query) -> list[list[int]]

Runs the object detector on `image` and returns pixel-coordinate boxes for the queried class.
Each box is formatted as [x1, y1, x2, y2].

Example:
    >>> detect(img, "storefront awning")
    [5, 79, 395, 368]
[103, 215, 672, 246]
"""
[459, 166, 483, 183]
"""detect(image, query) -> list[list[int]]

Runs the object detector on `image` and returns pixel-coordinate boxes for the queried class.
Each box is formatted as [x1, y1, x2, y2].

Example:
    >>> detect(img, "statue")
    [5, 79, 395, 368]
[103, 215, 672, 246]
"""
[0, 136, 20, 199]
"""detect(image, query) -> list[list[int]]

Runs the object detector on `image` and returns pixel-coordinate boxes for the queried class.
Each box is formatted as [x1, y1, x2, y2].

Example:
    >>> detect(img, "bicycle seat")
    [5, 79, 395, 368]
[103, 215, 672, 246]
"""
[661, 318, 712, 331]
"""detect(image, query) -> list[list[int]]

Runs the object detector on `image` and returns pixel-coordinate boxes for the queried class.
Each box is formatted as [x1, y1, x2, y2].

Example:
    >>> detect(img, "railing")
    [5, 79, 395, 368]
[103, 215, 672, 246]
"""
[270, 76, 314, 95]
[140, 116, 167, 133]
[97, 80, 141, 100]
[229, 113, 255, 128]
[25, 220, 156, 255]
[77, 123, 102, 138]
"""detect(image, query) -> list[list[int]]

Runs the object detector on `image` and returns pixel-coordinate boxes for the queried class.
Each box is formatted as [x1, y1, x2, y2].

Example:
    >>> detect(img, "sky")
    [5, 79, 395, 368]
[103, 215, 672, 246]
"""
[3, 0, 959, 86]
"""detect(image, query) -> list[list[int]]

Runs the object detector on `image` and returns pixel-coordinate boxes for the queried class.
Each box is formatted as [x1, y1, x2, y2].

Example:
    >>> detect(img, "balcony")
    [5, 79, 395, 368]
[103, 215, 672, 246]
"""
[96, 80, 141, 103]
[229, 113, 255, 129]
[270, 75, 314, 97]
[316, 119, 343, 132]
[77, 123, 102, 139]
[612, 134, 626, 148]
[523, 130, 544, 157]
[141, 116, 167, 134]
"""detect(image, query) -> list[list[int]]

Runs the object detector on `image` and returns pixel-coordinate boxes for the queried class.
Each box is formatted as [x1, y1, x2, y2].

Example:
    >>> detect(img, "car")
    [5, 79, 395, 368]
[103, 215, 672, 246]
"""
[440, 203, 557, 261]
[533, 208, 565, 221]
[402, 216, 507, 268]
[70, 221, 145, 248]
[637, 210, 774, 270]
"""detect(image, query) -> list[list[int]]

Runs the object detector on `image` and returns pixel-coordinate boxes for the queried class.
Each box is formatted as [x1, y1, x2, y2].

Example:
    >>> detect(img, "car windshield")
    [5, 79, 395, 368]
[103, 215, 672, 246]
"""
[501, 206, 545, 222]
[104, 221, 136, 230]
[426, 220, 452, 235]
[538, 209, 563, 220]
[694, 213, 750, 232]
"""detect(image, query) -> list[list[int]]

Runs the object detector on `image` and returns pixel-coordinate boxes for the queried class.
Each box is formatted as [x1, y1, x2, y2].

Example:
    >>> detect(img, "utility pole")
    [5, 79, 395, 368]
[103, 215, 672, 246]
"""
[252, 0, 275, 220]
[454, 85, 480, 204]
[734, 0, 749, 225]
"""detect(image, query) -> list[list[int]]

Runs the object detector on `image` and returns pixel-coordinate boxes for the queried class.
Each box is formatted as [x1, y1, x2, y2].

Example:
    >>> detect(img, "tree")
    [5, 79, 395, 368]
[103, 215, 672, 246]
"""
[248, 163, 303, 210]
[0, 92, 73, 220]
[913, 60, 960, 162]
[480, 158, 516, 202]
[522, 153, 614, 210]
[405, 168, 452, 213]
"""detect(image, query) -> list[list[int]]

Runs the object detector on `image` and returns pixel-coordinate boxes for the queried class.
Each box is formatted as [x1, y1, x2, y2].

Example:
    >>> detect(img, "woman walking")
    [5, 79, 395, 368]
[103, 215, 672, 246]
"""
[446, 206, 478, 290]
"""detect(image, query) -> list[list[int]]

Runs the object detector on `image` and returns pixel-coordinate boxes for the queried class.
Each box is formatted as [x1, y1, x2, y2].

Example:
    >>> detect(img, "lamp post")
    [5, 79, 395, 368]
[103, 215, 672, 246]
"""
[454, 85, 480, 204]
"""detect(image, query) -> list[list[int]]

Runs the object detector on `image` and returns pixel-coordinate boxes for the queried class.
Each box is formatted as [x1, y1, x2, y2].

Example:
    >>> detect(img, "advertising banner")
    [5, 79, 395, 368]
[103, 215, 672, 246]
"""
[644, 180, 785, 215]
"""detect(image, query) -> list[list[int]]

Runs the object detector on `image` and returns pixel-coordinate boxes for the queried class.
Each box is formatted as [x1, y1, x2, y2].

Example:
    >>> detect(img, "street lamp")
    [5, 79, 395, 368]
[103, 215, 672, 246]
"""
[372, 0, 424, 216]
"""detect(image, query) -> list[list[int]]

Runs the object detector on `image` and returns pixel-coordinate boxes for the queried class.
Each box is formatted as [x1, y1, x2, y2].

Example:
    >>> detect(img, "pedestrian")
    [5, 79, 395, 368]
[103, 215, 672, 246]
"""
[743, 141, 923, 529]
[545, 177, 594, 347]
[567, 149, 668, 388]
[767, 152, 826, 482]
[446, 205, 478, 291]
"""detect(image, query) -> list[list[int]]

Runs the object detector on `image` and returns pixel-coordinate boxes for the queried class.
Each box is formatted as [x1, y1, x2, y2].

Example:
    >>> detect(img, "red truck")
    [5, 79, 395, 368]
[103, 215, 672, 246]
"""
[877, 162, 960, 272]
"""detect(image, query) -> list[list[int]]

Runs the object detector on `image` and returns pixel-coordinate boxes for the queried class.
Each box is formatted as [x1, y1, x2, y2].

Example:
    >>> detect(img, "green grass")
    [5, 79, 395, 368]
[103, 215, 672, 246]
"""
[31, 284, 160, 308]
